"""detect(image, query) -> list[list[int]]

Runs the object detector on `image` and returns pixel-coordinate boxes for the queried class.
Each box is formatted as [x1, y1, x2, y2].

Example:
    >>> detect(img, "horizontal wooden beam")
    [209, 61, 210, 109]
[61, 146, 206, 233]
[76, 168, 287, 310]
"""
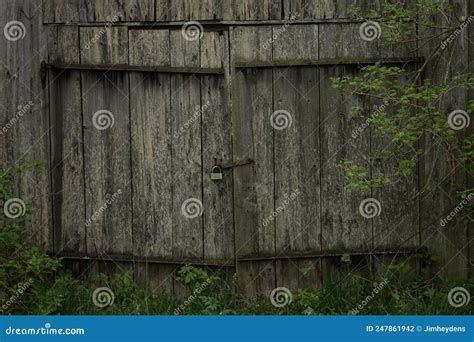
[45, 62, 225, 75]
[53, 252, 235, 267]
[237, 247, 427, 262]
[52, 247, 427, 267]
[235, 57, 424, 69]
[45, 19, 363, 26]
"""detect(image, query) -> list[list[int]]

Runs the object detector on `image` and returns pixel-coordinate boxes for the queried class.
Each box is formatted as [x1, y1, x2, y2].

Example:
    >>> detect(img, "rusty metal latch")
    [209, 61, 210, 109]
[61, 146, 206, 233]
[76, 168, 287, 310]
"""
[218, 157, 254, 170]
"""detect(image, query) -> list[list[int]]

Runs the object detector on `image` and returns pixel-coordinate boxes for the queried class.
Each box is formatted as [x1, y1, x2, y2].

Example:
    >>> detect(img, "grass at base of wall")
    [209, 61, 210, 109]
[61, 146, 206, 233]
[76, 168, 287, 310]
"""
[0, 221, 472, 315]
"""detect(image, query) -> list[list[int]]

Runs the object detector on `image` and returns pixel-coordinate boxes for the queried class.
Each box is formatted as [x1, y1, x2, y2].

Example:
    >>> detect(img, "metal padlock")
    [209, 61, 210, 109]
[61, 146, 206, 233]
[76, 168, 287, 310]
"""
[210, 165, 223, 181]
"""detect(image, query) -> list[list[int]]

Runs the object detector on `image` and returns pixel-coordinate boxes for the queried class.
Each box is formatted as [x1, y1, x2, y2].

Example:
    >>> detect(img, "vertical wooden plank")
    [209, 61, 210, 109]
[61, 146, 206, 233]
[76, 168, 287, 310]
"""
[82, 70, 132, 256]
[170, 74, 203, 258]
[273, 66, 321, 254]
[233, 68, 275, 257]
[272, 25, 318, 62]
[156, 0, 185, 21]
[231, 26, 275, 297]
[129, 72, 173, 258]
[201, 31, 234, 260]
[92, 0, 154, 22]
[50, 70, 85, 253]
[129, 29, 170, 66]
[43, 0, 92, 23]
[80, 26, 129, 65]
[129, 28, 173, 261]
[283, 0, 383, 19]
[232, 26, 273, 63]
[0, 0, 52, 249]
[47, 25, 80, 64]
[48, 26, 85, 253]
[170, 29, 201, 68]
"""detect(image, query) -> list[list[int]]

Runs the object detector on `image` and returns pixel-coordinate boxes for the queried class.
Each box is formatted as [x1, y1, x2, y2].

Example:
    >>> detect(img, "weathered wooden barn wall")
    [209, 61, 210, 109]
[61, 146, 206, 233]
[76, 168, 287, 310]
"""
[0, 0, 471, 298]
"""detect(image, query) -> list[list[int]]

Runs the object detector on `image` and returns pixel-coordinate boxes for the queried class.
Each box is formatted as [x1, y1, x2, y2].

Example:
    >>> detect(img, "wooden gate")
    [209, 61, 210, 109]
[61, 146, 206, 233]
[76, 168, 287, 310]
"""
[25, 0, 469, 297]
